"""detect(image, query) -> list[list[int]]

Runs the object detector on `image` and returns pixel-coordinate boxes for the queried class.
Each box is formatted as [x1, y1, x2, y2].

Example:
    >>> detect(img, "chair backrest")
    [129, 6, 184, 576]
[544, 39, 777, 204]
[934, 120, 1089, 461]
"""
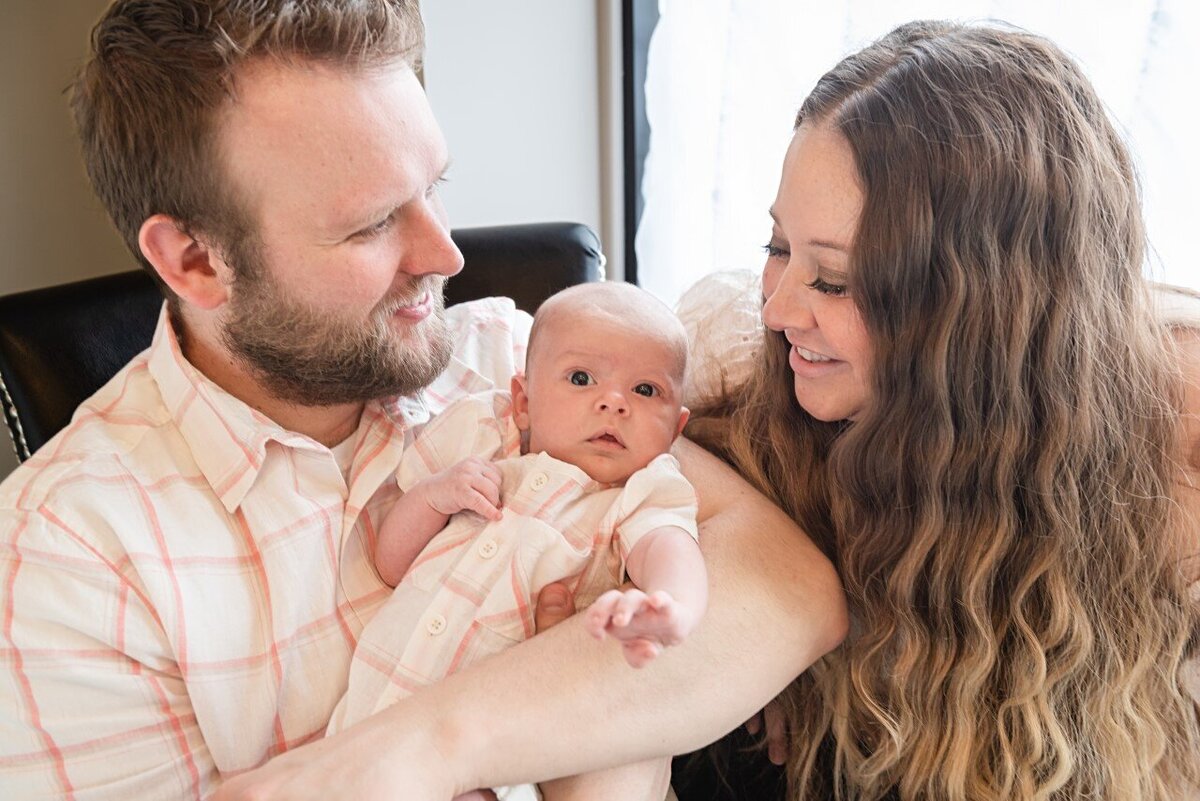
[0, 221, 603, 462]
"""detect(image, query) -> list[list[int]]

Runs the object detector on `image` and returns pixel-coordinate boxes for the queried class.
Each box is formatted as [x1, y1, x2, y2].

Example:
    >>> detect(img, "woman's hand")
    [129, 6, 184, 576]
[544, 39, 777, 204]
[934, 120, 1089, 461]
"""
[744, 697, 789, 765]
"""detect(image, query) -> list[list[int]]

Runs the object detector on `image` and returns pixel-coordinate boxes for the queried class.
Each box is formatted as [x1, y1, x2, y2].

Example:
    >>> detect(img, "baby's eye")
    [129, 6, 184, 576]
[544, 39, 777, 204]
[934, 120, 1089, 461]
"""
[569, 370, 594, 386]
[633, 383, 657, 397]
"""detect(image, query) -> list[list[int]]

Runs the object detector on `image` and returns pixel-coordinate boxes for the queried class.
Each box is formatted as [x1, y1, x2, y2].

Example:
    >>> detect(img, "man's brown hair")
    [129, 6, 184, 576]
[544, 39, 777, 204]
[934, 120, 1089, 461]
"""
[70, 0, 424, 295]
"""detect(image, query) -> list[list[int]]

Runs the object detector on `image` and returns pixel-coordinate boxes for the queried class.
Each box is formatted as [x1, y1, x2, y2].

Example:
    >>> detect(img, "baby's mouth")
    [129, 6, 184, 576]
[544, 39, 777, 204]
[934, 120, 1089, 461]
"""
[589, 430, 625, 448]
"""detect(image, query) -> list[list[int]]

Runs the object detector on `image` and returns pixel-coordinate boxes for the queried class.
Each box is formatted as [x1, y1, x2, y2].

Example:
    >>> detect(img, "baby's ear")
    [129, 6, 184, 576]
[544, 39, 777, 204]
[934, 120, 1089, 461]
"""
[510, 374, 532, 431]
[675, 406, 690, 438]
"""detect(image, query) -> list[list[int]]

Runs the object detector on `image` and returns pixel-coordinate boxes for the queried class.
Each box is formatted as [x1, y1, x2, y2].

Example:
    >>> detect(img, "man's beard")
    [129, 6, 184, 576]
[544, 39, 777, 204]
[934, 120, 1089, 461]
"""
[219, 265, 454, 408]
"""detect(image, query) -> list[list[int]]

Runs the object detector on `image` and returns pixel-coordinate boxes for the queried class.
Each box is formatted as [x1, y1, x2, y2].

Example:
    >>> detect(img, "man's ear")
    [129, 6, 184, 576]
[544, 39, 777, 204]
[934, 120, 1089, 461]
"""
[138, 214, 231, 311]
[510, 373, 531, 431]
[675, 406, 690, 438]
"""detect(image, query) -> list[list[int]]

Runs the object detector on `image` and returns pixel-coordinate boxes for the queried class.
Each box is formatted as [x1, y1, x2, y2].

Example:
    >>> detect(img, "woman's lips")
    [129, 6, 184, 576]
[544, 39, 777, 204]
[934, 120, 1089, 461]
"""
[789, 344, 843, 376]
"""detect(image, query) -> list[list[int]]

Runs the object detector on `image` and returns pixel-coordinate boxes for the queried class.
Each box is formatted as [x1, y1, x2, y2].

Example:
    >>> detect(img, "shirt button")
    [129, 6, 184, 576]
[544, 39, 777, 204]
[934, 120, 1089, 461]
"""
[530, 472, 549, 491]
[426, 614, 447, 636]
[478, 539, 499, 559]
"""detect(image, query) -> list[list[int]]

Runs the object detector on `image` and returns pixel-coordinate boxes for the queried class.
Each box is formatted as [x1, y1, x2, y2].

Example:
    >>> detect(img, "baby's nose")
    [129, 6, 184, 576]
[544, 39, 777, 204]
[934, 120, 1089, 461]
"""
[596, 391, 629, 415]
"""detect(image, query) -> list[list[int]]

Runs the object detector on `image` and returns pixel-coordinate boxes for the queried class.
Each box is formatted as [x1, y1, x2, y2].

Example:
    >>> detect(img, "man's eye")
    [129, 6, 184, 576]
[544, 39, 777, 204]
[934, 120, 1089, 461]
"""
[569, 370, 594, 386]
[633, 383, 656, 397]
[354, 215, 393, 239]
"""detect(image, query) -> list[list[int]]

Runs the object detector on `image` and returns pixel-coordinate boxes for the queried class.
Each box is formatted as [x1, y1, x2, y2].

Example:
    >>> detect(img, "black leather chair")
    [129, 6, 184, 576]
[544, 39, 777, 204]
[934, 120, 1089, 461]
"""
[0, 221, 603, 462]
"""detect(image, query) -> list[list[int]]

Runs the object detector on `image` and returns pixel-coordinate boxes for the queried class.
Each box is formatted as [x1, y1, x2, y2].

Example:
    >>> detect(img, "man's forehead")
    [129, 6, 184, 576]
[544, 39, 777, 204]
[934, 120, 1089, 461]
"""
[214, 57, 447, 234]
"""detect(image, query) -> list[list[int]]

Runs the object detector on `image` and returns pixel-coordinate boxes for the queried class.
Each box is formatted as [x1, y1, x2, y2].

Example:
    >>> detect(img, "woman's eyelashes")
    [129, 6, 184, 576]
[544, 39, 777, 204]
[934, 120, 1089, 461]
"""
[762, 241, 848, 297]
[805, 276, 848, 297]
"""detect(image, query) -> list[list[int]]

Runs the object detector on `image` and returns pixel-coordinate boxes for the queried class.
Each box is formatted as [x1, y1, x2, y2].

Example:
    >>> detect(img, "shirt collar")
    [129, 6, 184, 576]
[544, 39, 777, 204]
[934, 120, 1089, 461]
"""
[147, 306, 321, 511]
[145, 306, 497, 513]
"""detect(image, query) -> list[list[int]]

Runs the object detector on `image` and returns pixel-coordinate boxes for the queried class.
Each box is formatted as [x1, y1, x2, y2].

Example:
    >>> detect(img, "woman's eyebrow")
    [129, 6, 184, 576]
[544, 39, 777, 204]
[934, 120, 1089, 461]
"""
[768, 207, 850, 252]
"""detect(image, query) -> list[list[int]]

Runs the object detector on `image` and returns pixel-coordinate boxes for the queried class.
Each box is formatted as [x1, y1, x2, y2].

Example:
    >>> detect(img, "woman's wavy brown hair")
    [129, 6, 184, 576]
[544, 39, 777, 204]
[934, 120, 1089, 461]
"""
[689, 20, 1200, 800]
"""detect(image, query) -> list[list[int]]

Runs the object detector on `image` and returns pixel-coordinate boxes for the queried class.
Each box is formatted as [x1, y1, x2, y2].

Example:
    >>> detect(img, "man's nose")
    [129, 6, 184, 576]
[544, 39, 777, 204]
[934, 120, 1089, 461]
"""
[397, 201, 464, 279]
[595, 390, 629, 416]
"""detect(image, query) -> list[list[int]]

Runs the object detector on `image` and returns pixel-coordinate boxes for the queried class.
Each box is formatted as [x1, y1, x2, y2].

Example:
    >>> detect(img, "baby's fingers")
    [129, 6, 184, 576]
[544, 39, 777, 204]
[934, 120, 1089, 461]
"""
[469, 474, 503, 520]
[622, 638, 662, 668]
[461, 488, 502, 521]
[611, 589, 648, 628]
[584, 590, 623, 639]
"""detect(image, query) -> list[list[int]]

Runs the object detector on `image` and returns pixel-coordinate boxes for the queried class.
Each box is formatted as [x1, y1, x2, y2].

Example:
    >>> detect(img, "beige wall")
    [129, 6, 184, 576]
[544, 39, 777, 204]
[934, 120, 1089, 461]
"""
[0, 1, 130, 298]
[0, 2, 607, 481]
[0, 1, 130, 479]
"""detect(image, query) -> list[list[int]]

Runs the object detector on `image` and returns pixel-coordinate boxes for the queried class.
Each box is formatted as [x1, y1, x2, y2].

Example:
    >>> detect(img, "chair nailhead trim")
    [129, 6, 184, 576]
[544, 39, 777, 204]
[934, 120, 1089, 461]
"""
[0, 371, 32, 462]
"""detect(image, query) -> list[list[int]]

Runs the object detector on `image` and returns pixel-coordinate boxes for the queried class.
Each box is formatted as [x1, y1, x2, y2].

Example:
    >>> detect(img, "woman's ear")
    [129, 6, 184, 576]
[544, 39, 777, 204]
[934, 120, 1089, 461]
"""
[510, 373, 531, 432]
[137, 214, 231, 310]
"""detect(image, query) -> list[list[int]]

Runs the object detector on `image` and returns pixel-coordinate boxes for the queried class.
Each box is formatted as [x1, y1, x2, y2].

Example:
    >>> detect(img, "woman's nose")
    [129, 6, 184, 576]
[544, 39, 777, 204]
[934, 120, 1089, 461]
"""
[762, 266, 816, 333]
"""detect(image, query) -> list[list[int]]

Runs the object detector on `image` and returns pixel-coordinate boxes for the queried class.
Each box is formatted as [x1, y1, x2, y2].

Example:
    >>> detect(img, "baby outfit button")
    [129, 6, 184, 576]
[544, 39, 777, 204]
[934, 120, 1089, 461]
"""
[426, 614, 447, 635]
[478, 539, 499, 559]
[530, 472, 549, 491]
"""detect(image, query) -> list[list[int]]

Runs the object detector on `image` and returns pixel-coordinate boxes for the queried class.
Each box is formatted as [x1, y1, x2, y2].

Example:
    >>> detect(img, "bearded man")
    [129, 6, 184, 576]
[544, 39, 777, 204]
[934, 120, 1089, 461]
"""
[0, 3, 845, 799]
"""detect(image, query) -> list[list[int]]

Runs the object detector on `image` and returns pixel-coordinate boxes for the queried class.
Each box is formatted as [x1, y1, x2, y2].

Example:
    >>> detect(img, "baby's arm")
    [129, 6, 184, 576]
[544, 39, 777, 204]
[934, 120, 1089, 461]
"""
[375, 457, 504, 586]
[584, 526, 708, 667]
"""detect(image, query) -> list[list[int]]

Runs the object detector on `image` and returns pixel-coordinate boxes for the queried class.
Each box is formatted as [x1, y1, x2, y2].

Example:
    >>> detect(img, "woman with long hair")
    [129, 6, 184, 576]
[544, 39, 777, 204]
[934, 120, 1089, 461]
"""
[682, 19, 1200, 800]
[200, 17, 1197, 801]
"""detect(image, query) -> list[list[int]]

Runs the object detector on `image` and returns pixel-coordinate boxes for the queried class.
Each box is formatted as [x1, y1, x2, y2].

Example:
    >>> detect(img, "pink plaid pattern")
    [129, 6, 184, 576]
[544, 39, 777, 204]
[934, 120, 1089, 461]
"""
[327, 393, 698, 732]
[0, 299, 530, 799]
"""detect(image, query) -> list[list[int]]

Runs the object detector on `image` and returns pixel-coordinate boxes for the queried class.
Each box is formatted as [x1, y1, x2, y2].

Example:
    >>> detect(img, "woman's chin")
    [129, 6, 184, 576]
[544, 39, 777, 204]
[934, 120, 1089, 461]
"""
[793, 382, 859, 423]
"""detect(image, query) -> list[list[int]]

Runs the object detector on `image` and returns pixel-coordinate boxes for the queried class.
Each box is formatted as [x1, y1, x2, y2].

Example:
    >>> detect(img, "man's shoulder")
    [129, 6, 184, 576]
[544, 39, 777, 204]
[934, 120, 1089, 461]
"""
[445, 295, 532, 341]
[434, 297, 532, 399]
[0, 355, 178, 513]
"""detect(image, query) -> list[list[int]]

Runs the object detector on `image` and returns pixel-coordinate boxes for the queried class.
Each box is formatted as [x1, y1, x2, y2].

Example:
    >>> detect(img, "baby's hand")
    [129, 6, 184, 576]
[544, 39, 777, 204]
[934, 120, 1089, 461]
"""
[583, 589, 697, 668]
[418, 457, 503, 521]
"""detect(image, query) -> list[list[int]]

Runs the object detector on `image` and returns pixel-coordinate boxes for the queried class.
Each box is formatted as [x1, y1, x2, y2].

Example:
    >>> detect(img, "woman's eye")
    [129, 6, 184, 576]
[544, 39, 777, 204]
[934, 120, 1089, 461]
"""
[761, 243, 790, 259]
[569, 370, 594, 386]
[806, 276, 848, 297]
[633, 383, 657, 397]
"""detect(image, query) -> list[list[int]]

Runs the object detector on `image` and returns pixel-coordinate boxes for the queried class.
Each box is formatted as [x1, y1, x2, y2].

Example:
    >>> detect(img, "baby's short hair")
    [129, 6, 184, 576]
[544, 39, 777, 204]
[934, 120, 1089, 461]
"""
[526, 282, 688, 384]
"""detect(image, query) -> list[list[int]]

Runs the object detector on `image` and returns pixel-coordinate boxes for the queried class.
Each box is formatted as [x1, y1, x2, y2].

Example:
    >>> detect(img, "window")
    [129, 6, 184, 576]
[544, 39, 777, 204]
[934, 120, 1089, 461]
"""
[636, 0, 1199, 304]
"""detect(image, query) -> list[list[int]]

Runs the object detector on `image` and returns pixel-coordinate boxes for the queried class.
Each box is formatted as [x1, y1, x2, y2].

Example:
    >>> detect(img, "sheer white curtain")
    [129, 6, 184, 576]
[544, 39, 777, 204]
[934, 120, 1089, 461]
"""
[638, 0, 1200, 306]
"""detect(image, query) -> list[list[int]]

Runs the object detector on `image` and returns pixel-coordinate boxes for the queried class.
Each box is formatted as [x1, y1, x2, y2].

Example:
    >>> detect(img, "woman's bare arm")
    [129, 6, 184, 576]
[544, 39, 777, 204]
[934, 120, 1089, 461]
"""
[214, 438, 846, 800]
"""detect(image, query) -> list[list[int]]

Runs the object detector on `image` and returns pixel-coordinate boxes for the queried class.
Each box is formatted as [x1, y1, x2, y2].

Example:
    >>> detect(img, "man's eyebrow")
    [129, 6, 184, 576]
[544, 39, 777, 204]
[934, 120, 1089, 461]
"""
[767, 207, 850, 252]
[337, 158, 454, 237]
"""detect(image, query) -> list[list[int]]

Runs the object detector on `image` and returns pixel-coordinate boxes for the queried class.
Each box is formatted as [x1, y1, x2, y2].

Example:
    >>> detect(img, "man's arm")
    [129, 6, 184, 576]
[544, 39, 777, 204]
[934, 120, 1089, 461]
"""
[215, 437, 848, 800]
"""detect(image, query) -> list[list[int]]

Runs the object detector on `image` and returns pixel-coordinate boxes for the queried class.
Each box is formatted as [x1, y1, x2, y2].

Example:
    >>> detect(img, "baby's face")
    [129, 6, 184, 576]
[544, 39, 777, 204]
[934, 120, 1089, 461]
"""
[512, 313, 688, 485]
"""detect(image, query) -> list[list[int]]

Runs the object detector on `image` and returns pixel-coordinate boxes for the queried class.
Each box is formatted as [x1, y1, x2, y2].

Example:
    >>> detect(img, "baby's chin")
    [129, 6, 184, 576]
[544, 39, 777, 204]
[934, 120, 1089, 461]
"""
[579, 454, 662, 486]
